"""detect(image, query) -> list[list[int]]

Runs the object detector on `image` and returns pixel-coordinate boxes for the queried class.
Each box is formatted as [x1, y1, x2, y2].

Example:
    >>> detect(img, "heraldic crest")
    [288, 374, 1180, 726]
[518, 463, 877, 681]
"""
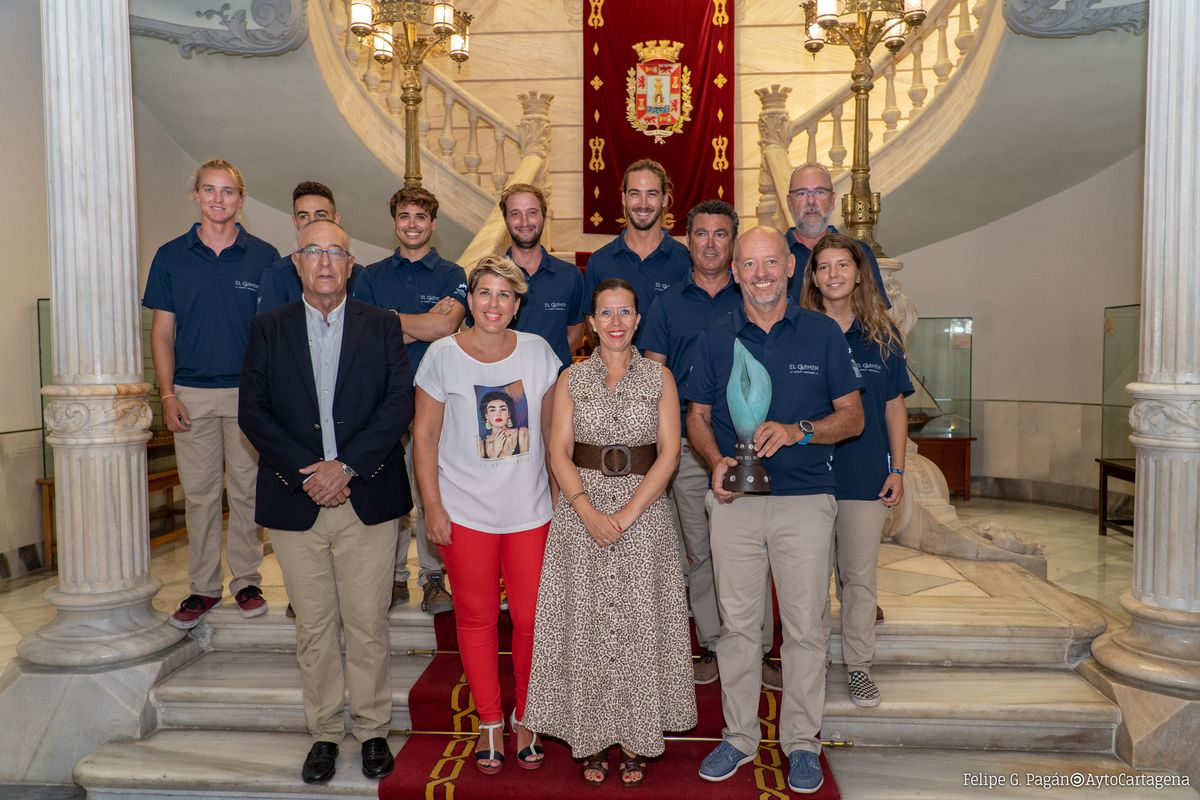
[626, 40, 693, 143]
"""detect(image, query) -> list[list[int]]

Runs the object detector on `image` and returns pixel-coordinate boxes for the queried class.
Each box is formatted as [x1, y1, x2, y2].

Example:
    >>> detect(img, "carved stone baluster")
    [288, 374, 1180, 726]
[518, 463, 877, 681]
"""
[464, 112, 482, 186]
[344, 0, 360, 63]
[438, 92, 458, 166]
[933, 14, 952, 92]
[754, 85, 791, 228]
[954, 0, 975, 64]
[828, 101, 847, 173]
[491, 128, 510, 192]
[364, 48, 383, 92]
[517, 91, 554, 160]
[881, 61, 901, 143]
[805, 120, 818, 165]
[972, 0, 990, 27]
[419, 76, 432, 141]
[908, 35, 928, 119]
[330, 0, 347, 36]
[387, 56, 404, 114]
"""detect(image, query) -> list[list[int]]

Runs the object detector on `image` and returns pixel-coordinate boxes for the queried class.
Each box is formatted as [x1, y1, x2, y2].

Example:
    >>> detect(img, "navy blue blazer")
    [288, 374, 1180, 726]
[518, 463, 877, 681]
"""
[238, 298, 415, 531]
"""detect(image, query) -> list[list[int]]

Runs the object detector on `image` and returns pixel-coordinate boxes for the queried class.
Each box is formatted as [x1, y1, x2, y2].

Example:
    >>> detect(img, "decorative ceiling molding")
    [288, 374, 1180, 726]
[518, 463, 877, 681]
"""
[1004, 0, 1148, 39]
[130, 0, 308, 58]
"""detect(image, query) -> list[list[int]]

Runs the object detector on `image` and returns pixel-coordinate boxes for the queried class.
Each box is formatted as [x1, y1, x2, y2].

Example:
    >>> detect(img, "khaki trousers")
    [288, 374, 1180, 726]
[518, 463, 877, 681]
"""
[174, 385, 261, 597]
[711, 493, 836, 756]
[824, 499, 886, 672]
[271, 503, 398, 743]
[394, 434, 445, 585]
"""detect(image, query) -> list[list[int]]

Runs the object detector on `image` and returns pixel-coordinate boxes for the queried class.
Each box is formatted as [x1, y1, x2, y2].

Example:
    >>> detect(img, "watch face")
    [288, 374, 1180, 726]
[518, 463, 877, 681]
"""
[800, 420, 815, 434]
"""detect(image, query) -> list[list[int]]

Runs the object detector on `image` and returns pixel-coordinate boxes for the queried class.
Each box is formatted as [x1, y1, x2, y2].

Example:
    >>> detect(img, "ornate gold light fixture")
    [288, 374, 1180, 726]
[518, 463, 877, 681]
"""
[349, 1, 474, 187]
[800, 0, 925, 256]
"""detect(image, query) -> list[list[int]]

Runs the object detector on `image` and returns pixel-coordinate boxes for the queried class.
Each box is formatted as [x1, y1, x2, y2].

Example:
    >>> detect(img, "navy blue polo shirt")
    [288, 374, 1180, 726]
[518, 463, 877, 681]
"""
[785, 226, 890, 309]
[835, 320, 914, 500]
[687, 304, 864, 496]
[507, 246, 585, 367]
[640, 272, 743, 427]
[142, 223, 280, 388]
[352, 247, 467, 370]
[256, 254, 364, 313]
[583, 229, 692, 345]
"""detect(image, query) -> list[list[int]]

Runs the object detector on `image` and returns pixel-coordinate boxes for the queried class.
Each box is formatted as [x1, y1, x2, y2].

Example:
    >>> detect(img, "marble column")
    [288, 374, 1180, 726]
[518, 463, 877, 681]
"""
[1091, 0, 1200, 694]
[17, 0, 183, 667]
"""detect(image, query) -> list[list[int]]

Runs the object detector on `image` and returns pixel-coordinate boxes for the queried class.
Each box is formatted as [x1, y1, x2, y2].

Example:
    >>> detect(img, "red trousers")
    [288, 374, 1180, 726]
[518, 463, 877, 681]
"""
[438, 521, 549, 723]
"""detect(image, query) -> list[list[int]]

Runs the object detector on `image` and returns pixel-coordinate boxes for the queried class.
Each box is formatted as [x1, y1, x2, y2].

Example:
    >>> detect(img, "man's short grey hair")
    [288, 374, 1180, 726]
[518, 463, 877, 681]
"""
[789, 162, 833, 187]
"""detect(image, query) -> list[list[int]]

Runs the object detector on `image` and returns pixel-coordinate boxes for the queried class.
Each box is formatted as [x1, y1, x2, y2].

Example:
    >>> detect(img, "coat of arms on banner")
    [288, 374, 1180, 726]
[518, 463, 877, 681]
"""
[626, 40, 693, 143]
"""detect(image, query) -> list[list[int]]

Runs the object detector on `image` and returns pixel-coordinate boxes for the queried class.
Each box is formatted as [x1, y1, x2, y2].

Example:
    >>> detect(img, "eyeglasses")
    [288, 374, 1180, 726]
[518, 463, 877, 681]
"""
[787, 187, 833, 200]
[595, 306, 636, 321]
[295, 245, 351, 263]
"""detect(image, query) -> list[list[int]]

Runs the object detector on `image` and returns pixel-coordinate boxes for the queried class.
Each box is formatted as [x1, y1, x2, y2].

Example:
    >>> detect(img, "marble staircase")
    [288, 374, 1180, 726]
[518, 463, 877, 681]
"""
[72, 565, 1154, 799]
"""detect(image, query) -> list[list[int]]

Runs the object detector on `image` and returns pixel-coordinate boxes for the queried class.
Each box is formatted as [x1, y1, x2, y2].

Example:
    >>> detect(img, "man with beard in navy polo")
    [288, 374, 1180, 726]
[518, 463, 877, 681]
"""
[353, 186, 465, 616]
[784, 163, 888, 309]
[501, 182, 585, 367]
[583, 159, 691, 345]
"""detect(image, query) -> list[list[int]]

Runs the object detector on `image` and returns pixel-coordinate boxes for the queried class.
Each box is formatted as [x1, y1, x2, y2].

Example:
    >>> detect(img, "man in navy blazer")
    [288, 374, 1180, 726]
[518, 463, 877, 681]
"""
[239, 219, 413, 786]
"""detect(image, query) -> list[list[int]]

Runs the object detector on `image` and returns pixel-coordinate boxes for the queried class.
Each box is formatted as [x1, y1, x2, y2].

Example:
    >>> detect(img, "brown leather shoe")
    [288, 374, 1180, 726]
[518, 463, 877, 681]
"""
[693, 649, 719, 685]
[875, 605, 885, 623]
[391, 581, 410, 608]
[761, 654, 783, 691]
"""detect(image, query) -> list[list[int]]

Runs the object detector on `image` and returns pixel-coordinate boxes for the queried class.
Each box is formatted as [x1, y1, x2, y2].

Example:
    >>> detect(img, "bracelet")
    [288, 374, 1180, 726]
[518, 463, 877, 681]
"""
[567, 490, 587, 505]
[889, 467, 905, 475]
[161, 394, 176, 400]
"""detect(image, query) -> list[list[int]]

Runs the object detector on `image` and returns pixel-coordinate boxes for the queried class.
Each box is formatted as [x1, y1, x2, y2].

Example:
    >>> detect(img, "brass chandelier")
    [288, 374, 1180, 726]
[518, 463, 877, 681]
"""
[349, 1, 474, 187]
[799, 1, 926, 256]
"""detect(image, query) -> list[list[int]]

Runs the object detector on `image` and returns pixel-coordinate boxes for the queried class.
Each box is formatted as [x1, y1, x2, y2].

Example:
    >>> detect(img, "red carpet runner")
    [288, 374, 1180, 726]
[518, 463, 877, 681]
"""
[380, 612, 840, 799]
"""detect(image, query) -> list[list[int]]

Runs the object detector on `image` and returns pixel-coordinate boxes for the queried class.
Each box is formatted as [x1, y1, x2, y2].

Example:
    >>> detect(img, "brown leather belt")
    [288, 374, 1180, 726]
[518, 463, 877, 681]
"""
[573, 442, 657, 477]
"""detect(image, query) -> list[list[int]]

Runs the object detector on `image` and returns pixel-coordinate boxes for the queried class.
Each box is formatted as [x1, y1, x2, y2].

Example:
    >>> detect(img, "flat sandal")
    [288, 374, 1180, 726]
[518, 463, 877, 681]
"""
[582, 750, 609, 785]
[619, 751, 647, 788]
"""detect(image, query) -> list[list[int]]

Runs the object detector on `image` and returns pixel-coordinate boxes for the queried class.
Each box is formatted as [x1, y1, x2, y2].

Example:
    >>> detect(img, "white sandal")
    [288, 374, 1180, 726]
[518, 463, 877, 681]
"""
[510, 709, 544, 770]
[475, 720, 505, 774]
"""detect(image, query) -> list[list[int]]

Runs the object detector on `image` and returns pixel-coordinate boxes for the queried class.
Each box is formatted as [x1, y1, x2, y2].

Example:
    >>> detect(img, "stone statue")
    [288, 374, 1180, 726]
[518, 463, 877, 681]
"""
[967, 521, 1046, 556]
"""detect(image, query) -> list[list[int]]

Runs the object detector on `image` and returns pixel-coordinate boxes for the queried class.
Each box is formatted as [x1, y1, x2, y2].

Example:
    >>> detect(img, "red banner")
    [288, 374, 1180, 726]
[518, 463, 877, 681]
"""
[583, 0, 735, 236]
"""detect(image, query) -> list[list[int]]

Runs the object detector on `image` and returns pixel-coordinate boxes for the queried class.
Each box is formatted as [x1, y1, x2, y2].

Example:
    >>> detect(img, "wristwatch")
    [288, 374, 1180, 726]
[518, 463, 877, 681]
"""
[796, 420, 814, 445]
[340, 461, 358, 478]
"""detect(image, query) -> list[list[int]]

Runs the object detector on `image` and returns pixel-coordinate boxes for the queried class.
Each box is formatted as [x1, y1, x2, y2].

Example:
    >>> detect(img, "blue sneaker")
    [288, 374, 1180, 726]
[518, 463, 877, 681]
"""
[698, 741, 754, 782]
[787, 749, 824, 794]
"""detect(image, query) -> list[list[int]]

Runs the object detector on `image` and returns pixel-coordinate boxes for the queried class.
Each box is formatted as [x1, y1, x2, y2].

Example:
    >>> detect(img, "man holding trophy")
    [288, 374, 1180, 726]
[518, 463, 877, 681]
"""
[685, 227, 864, 795]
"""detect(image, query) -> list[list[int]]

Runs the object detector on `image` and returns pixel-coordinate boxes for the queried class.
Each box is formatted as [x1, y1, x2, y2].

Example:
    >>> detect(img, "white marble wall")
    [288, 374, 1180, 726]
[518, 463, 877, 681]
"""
[969, 400, 1130, 511]
[0, 430, 45, 579]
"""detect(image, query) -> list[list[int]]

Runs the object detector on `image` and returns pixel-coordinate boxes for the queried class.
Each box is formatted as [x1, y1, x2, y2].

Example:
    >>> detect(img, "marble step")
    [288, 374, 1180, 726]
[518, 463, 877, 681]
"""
[154, 651, 430, 732]
[75, 733, 1180, 800]
[197, 593, 1098, 668]
[820, 665, 1119, 753]
[196, 604, 437, 654]
[155, 653, 1118, 754]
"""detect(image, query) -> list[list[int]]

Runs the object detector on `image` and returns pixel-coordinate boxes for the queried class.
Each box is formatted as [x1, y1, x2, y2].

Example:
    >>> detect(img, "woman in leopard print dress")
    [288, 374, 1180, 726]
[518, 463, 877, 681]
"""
[524, 279, 697, 787]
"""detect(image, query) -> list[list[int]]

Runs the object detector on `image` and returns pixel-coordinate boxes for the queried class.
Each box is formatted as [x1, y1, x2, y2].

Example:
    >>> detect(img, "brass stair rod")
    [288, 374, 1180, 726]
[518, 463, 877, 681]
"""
[405, 649, 777, 661]
[390, 729, 852, 747]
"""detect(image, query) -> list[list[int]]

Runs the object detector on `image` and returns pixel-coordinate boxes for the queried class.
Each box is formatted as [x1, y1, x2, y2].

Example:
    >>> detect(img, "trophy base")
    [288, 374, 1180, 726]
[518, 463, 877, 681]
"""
[723, 442, 771, 494]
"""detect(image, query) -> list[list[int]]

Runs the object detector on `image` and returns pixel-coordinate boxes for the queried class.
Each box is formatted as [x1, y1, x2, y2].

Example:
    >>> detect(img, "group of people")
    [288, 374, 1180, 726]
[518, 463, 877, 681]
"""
[143, 155, 911, 794]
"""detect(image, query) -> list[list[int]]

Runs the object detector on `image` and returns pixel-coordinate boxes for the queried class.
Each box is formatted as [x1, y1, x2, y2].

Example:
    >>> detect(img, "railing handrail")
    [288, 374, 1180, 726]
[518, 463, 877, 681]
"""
[422, 61, 520, 144]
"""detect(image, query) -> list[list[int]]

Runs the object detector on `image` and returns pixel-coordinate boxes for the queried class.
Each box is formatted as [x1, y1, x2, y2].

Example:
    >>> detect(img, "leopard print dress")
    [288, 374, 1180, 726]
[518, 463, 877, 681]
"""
[523, 349, 697, 758]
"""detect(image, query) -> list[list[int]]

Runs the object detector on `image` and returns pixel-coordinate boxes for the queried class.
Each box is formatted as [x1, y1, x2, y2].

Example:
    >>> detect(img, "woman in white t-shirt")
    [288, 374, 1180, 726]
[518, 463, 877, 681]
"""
[412, 255, 561, 776]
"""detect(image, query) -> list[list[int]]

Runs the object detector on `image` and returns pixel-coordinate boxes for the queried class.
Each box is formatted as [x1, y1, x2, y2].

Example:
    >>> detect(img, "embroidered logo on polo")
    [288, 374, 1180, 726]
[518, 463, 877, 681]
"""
[789, 363, 821, 375]
[855, 360, 883, 375]
[233, 280, 258, 292]
[654, 281, 672, 292]
[543, 301, 568, 311]
[454, 282, 468, 299]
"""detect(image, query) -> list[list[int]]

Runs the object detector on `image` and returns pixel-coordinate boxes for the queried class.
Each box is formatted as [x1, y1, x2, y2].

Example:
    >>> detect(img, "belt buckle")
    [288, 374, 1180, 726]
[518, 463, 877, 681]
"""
[600, 444, 632, 477]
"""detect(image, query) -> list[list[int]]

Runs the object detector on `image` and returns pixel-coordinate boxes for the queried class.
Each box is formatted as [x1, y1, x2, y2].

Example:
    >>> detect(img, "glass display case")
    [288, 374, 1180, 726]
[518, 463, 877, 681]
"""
[904, 316, 973, 437]
[37, 299, 175, 478]
[1101, 304, 1138, 461]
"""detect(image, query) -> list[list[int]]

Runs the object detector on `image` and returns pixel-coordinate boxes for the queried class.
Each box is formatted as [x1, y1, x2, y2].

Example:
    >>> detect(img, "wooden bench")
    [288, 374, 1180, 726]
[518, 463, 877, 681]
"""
[37, 468, 186, 570]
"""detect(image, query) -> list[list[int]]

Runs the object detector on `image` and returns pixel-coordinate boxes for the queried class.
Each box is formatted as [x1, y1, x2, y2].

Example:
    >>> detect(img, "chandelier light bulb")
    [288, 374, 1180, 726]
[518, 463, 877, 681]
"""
[432, 2, 455, 36]
[805, 22, 826, 54]
[816, 0, 839, 27]
[903, 0, 927, 25]
[349, 0, 373, 38]
[372, 29, 394, 64]
[449, 29, 469, 62]
[883, 17, 907, 51]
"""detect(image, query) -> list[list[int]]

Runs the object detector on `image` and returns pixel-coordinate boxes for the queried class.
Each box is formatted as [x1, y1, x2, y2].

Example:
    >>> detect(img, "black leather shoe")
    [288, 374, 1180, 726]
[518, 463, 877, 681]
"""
[301, 741, 338, 784]
[361, 737, 394, 779]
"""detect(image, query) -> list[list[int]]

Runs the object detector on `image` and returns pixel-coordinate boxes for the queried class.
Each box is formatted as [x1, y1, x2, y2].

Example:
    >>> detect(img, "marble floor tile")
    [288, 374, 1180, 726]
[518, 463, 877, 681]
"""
[912, 580, 990, 597]
[875, 569, 956, 596]
[877, 543, 921, 566]
[884, 553, 966, 581]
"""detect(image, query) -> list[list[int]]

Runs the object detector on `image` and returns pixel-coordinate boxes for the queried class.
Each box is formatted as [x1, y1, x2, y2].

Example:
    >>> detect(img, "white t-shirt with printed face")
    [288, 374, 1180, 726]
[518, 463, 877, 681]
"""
[415, 331, 561, 533]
